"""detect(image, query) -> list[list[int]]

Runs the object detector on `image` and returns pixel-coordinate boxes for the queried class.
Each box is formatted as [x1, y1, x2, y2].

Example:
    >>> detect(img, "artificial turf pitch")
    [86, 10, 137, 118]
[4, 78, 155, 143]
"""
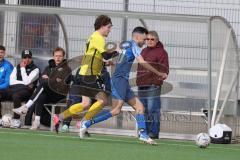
[0, 128, 239, 160]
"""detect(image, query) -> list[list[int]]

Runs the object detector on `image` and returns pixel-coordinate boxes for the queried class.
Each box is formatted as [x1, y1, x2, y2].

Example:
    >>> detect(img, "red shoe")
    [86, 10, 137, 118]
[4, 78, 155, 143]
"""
[76, 120, 81, 129]
[53, 114, 60, 134]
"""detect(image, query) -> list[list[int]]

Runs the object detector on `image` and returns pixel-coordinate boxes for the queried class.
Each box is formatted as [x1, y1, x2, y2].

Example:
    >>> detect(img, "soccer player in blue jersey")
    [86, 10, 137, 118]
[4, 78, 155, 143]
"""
[80, 27, 167, 145]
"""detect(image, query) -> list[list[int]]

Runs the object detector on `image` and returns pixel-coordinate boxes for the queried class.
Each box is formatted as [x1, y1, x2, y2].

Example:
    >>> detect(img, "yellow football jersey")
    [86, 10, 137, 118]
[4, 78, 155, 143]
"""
[79, 31, 106, 76]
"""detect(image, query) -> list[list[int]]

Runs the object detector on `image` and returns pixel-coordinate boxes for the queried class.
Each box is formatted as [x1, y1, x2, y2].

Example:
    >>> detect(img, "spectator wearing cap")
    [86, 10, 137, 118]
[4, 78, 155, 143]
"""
[0, 45, 14, 124]
[0, 49, 40, 128]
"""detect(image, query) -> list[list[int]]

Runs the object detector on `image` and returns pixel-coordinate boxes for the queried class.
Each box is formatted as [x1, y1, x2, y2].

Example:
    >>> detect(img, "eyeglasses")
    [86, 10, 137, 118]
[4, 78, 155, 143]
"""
[146, 38, 155, 41]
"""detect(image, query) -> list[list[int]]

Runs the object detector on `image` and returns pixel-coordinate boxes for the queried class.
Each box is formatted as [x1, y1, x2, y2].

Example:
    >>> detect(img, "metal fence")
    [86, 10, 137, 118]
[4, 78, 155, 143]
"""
[4, 0, 240, 45]
[0, 1, 240, 139]
[1, 4, 239, 139]
[2, 1, 240, 43]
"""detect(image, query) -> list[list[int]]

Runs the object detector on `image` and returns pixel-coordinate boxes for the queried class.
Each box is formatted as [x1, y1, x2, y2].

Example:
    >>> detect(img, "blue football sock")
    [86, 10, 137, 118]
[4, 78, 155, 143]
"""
[84, 120, 92, 128]
[85, 111, 112, 128]
[136, 114, 147, 135]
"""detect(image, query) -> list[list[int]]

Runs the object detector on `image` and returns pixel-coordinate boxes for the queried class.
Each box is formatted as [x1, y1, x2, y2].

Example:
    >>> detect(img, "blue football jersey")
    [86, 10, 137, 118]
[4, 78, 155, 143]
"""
[113, 40, 141, 79]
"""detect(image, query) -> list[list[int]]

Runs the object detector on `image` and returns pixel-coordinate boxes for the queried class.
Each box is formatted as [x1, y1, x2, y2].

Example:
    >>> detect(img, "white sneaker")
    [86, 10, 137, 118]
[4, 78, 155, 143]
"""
[12, 105, 28, 115]
[10, 119, 21, 128]
[139, 133, 157, 145]
[30, 119, 40, 130]
[79, 121, 88, 139]
[0, 119, 2, 126]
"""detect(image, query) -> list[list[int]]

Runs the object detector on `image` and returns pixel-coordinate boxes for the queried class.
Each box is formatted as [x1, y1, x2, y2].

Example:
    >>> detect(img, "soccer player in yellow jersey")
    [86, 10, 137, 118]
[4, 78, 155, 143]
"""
[54, 15, 116, 133]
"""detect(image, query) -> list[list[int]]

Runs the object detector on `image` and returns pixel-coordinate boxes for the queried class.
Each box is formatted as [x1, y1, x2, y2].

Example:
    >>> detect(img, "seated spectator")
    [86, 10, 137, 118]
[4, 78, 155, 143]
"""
[0, 49, 40, 128]
[13, 47, 72, 130]
[0, 45, 14, 125]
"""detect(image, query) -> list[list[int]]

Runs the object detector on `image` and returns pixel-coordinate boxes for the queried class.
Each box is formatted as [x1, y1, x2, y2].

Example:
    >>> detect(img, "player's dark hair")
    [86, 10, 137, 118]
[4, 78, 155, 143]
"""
[94, 15, 112, 31]
[0, 45, 6, 51]
[132, 26, 148, 35]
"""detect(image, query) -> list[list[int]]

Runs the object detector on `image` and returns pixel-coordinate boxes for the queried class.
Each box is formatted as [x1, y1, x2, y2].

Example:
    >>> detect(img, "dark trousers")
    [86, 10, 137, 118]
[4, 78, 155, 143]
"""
[0, 85, 33, 119]
[24, 103, 51, 127]
[25, 84, 66, 126]
[29, 84, 44, 101]
[35, 90, 65, 116]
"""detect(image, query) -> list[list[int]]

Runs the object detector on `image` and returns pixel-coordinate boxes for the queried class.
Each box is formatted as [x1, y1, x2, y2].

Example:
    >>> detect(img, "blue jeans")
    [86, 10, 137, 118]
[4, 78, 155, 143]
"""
[138, 85, 161, 137]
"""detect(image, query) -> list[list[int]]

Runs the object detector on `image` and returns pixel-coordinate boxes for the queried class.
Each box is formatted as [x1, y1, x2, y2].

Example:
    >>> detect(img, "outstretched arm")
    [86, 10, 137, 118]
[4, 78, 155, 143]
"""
[102, 51, 119, 60]
[136, 55, 167, 80]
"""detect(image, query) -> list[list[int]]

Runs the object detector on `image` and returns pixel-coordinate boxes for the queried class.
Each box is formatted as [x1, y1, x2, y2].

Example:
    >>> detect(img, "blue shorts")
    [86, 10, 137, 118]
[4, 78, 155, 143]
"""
[111, 77, 135, 101]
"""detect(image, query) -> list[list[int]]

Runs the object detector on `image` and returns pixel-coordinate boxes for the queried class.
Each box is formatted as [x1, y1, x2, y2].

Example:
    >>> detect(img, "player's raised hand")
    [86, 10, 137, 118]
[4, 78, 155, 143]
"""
[20, 60, 27, 68]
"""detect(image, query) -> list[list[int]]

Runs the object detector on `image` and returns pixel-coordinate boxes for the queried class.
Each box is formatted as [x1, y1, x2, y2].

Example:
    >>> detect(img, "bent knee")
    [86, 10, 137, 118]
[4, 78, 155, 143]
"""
[80, 99, 91, 108]
[97, 99, 108, 106]
[111, 108, 121, 116]
[136, 105, 145, 114]
[96, 92, 108, 105]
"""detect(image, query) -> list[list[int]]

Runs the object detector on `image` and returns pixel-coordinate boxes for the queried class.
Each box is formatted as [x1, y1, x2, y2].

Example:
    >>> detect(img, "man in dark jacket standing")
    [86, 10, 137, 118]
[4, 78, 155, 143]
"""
[137, 31, 169, 139]
[13, 47, 72, 130]
[0, 49, 40, 128]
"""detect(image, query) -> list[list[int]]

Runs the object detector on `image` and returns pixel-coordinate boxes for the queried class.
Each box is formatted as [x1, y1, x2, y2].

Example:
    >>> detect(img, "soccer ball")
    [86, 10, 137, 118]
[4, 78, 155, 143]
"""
[196, 133, 210, 148]
[1, 114, 12, 128]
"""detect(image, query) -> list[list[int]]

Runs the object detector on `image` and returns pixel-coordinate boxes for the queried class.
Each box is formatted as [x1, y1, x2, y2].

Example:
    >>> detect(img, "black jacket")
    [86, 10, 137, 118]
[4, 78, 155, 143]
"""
[41, 59, 72, 95]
